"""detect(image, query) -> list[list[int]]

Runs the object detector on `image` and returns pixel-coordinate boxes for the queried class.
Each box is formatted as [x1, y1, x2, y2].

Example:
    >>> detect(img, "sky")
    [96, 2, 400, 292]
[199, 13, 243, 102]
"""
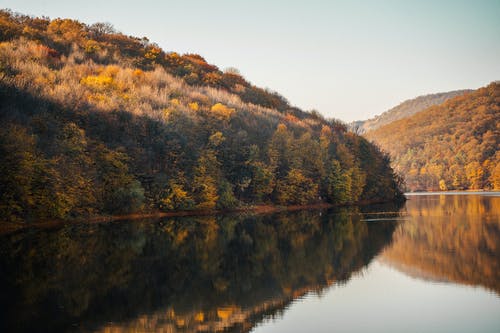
[1, 0, 499, 122]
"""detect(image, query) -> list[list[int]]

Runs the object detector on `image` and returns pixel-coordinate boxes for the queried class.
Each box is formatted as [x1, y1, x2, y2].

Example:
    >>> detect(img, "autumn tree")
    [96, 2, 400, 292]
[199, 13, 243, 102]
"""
[94, 146, 144, 214]
[160, 180, 194, 211]
[276, 169, 318, 205]
[325, 160, 352, 204]
[0, 126, 37, 221]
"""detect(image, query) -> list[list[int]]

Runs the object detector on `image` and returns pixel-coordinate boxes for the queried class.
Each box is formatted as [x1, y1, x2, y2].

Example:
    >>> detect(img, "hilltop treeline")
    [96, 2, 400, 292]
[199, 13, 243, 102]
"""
[366, 83, 499, 191]
[0, 10, 403, 222]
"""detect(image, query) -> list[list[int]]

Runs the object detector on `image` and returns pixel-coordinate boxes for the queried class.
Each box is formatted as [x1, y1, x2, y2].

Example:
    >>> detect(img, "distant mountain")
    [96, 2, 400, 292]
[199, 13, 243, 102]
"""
[352, 90, 472, 133]
[365, 82, 500, 191]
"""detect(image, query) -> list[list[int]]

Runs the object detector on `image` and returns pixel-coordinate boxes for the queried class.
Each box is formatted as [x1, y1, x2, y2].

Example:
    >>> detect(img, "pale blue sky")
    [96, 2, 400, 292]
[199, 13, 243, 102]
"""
[2, 0, 499, 121]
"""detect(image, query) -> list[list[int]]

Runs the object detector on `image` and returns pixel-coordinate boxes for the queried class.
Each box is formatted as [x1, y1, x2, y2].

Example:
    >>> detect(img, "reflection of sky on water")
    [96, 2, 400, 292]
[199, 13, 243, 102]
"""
[252, 260, 500, 333]
[254, 193, 500, 333]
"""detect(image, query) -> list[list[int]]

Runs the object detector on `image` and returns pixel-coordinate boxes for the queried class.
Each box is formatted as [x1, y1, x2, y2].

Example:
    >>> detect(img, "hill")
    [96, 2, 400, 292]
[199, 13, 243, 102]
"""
[365, 82, 500, 191]
[0, 10, 404, 222]
[352, 90, 471, 133]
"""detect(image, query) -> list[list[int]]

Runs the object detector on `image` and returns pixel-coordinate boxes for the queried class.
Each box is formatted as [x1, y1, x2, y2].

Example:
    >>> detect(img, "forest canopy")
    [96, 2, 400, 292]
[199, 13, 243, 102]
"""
[365, 83, 500, 191]
[0, 10, 404, 222]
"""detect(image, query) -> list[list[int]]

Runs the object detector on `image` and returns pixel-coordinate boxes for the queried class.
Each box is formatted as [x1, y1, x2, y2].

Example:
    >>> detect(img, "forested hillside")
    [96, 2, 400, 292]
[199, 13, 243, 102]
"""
[0, 10, 403, 222]
[365, 83, 499, 191]
[352, 90, 471, 133]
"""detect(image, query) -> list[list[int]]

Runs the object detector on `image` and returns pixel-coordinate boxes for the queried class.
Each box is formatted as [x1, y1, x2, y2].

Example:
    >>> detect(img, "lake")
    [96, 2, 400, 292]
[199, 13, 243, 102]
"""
[0, 193, 498, 332]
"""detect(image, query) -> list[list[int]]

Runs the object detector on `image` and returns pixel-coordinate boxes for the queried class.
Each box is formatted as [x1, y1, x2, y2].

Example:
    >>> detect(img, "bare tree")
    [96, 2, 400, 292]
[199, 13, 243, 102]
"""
[88, 22, 116, 38]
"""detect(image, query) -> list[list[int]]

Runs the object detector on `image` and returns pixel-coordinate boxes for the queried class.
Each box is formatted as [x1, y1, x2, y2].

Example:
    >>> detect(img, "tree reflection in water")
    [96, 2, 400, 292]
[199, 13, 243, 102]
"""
[382, 193, 500, 294]
[0, 205, 401, 333]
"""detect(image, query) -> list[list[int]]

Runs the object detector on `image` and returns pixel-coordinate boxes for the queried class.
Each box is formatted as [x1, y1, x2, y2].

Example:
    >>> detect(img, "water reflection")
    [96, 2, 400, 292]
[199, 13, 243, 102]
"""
[0, 206, 399, 333]
[381, 193, 500, 294]
[2, 195, 498, 332]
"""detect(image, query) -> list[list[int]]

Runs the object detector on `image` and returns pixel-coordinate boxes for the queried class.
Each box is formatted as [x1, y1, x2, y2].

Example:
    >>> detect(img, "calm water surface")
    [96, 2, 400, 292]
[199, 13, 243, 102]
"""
[0, 193, 498, 332]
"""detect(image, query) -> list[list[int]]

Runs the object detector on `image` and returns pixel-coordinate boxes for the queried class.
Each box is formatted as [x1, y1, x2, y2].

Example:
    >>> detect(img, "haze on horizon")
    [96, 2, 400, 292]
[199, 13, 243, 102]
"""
[1, 0, 499, 122]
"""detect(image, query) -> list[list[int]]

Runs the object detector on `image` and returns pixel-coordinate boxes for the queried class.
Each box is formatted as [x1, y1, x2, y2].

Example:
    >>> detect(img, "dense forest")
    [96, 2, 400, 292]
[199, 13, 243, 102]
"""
[366, 83, 499, 191]
[0, 10, 404, 222]
[351, 89, 471, 134]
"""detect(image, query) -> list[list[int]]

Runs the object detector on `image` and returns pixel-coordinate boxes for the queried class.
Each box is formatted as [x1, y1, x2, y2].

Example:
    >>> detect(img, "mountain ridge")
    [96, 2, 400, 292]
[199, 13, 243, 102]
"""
[352, 89, 472, 133]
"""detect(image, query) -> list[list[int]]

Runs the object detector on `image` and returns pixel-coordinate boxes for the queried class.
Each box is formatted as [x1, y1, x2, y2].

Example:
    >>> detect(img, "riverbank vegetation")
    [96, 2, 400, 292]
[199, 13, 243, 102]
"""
[0, 10, 404, 222]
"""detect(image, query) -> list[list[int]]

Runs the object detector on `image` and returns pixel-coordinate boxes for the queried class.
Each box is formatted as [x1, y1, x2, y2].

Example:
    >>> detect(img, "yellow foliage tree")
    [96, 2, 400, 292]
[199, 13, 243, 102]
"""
[489, 163, 500, 190]
[188, 102, 199, 111]
[276, 169, 318, 205]
[47, 18, 85, 42]
[80, 75, 115, 92]
[193, 151, 220, 210]
[144, 46, 161, 61]
[465, 162, 484, 189]
[84, 39, 100, 54]
[210, 103, 234, 120]
[165, 52, 184, 66]
[160, 182, 193, 210]
[208, 131, 225, 147]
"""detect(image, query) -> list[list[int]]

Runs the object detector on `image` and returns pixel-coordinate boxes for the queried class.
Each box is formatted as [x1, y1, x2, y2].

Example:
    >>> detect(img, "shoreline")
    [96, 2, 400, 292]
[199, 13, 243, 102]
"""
[0, 198, 396, 235]
[405, 190, 499, 196]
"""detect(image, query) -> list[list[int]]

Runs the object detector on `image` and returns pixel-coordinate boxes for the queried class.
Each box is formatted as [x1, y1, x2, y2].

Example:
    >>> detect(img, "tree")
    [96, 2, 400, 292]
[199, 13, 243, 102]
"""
[465, 162, 484, 190]
[0, 10, 22, 41]
[47, 18, 86, 43]
[210, 103, 235, 120]
[326, 160, 351, 204]
[275, 169, 318, 205]
[88, 22, 116, 37]
[95, 146, 144, 214]
[0, 126, 36, 221]
[489, 162, 500, 190]
[217, 179, 238, 209]
[349, 166, 366, 202]
[293, 132, 324, 180]
[160, 181, 194, 211]
[54, 123, 95, 216]
[268, 124, 293, 180]
[193, 150, 220, 210]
